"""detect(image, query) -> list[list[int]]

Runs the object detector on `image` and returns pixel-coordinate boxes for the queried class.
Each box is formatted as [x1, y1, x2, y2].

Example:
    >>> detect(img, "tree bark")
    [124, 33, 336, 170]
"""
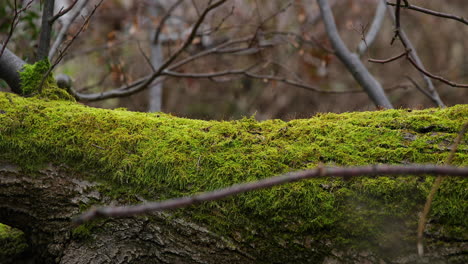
[0, 162, 253, 264]
[0, 93, 466, 263]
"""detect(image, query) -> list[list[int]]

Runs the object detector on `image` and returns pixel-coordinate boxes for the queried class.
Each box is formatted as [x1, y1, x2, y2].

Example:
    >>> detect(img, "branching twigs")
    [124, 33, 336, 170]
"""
[390, 0, 402, 45]
[357, 0, 386, 56]
[417, 122, 468, 257]
[50, 0, 78, 24]
[384, 0, 445, 107]
[71, 0, 227, 100]
[74, 164, 468, 224]
[317, 0, 393, 109]
[0, 0, 35, 59]
[387, 1, 468, 26]
[49, 0, 90, 59]
[407, 56, 468, 88]
[38, 0, 103, 92]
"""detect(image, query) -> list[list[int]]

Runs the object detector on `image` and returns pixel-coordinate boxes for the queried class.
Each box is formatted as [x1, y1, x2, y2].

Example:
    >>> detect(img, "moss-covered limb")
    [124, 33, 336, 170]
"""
[0, 92, 466, 262]
[18, 60, 75, 101]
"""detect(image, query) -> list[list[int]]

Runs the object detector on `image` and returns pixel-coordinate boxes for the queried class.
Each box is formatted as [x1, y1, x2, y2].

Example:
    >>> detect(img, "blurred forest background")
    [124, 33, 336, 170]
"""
[1, 0, 467, 120]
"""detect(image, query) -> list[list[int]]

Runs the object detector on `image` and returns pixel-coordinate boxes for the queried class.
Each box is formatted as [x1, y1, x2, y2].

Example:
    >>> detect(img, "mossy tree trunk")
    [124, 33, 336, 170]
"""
[0, 93, 467, 263]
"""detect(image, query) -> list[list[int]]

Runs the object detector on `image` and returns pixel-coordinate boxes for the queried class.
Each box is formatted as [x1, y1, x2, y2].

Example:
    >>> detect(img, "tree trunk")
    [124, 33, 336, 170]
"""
[0, 92, 467, 263]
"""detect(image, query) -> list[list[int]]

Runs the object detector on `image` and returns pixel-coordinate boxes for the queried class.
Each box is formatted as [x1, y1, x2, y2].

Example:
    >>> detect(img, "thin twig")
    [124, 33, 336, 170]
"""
[390, 0, 401, 45]
[74, 164, 468, 224]
[368, 49, 409, 64]
[49, 0, 90, 59]
[384, 0, 445, 107]
[386, 1, 468, 26]
[39, 0, 104, 92]
[357, 0, 386, 56]
[405, 76, 434, 103]
[0, 0, 35, 58]
[407, 56, 468, 88]
[49, 0, 78, 24]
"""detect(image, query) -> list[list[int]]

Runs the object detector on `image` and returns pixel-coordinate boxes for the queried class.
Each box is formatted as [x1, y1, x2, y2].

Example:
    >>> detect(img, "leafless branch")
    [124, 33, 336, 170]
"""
[405, 76, 434, 103]
[71, 0, 227, 100]
[49, 0, 78, 24]
[74, 164, 468, 224]
[0, 0, 35, 58]
[407, 56, 468, 88]
[368, 49, 409, 64]
[390, 0, 402, 45]
[49, 0, 90, 59]
[386, 1, 468, 26]
[70, 35, 262, 101]
[317, 0, 393, 109]
[137, 41, 156, 72]
[384, 0, 445, 107]
[39, 0, 103, 93]
[152, 0, 184, 45]
[357, 0, 386, 56]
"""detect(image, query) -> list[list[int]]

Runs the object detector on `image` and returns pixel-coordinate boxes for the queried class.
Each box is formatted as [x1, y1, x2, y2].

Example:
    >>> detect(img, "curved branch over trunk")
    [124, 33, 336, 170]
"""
[317, 0, 393, 109]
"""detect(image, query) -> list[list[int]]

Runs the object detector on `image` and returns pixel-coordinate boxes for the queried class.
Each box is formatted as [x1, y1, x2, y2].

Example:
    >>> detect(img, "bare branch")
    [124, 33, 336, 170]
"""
[405, 76, 435, 103]
[317, 0, 393, 109]
[74, 164, 468, 224]
[407, 56, 468, 88]
[390, 0, 402, 45]
[0, 0, 35, 59]
[384, 0, 445, 107]
[386, 1, 468, 26]
[49, 0, 78, 24]
[357, 0, 386, 56]
[49, 0, 90, 59]
[368, 49, 409, 64]
[39, 0, 104, 93]
[152, 0, 184, 45]
[70, 0, 227, 101]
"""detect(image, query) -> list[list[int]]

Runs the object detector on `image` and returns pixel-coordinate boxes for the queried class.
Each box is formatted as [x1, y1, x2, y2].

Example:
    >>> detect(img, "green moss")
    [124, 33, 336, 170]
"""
[0, 93, 466, 261]
[0, 223, 28, 259]
[19, 60, 75, 101]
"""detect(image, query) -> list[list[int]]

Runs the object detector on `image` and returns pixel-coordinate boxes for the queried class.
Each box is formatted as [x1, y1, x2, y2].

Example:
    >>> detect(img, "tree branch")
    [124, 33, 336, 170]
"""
[0, 0, 35, 59]
[386, 1, 468, 26]
[317, 0, 393, 109]
[49, 0, 78, 24]
[74, 164, 468, 224]
[357, 0, 386, 56]
[49, 0, 90, 59]
[384, 0, 446, 107]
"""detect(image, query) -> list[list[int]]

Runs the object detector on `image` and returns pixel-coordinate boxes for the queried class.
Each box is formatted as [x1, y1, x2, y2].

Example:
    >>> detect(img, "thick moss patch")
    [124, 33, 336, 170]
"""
[0, 223, 28, 260]
[0, 93, 466, 261]
[19, 60, 75, 101]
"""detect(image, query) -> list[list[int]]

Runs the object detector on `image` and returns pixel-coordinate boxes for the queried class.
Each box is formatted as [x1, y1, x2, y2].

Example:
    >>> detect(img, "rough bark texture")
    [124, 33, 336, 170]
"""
[0, 162, 253, 264]
[0, 93, 466, 263]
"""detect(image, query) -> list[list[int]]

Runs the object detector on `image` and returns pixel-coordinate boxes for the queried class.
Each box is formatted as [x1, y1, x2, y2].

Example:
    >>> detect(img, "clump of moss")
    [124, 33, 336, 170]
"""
[19, 60, 75, 101]
[0, 223, 28, 260]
